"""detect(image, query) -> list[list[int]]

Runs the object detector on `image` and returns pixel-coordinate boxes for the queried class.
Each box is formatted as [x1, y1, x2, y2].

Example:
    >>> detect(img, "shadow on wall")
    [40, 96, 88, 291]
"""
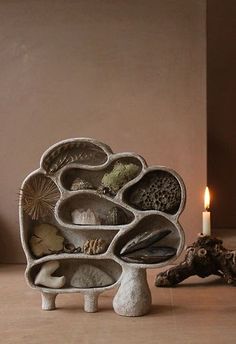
[0, 216, 24, 263]
[207, 0, 236, 228]
[208, 134, 236, 228]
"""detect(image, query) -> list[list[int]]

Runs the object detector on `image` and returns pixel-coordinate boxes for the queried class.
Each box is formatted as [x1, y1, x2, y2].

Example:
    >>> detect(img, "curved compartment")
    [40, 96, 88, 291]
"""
[27, 223, 120, 259]
[60, 156, 143, 195]
[114, 214, 181, 264]
[57, 192, 135, 226]
[124, 170, 182, 215]
[29, 258, 122, 290]
[41, 140, 109, 175]
[59, 228, 119, 255]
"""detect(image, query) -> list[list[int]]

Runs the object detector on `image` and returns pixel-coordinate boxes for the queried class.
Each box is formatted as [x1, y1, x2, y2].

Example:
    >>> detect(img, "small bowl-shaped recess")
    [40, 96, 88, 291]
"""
[41, 139, 110, 175]
[29, 258, 122, 290]
[60, 156, 143, 193]
[114, 214, 182, 265]
[124, 170, 182, 215]
[57, 192, 135, 226]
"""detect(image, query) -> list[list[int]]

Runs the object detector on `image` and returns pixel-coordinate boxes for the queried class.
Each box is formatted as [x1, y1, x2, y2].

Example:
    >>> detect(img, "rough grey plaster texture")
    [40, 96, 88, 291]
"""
[19, 138, 185, 316]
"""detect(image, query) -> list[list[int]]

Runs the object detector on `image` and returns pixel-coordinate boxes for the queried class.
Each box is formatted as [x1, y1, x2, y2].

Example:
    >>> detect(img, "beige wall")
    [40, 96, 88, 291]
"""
[0, 0, 206, 263]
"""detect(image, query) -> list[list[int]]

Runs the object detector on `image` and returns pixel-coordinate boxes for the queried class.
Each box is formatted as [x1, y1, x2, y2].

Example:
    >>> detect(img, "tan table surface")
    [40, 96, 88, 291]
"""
[0, 264, 235, 344]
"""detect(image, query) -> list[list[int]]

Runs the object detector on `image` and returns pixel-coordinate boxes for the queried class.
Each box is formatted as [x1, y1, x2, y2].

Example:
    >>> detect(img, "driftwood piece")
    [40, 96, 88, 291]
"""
[155, 234, 236, 287]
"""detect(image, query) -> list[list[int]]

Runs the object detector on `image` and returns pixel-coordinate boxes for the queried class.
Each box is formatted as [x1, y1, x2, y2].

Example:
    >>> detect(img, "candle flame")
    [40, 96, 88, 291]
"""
[204, 186, 210, 210]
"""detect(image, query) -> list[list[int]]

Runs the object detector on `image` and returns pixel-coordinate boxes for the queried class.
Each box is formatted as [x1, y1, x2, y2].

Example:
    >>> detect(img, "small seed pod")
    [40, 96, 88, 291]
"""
[197, 248, 207, 257]
[63, 243, 76, 253]
[75, 246, 81, 253]
[213, 244, 222, 256]
[83, 238, 107, 255]
[186, 246, 195, 253]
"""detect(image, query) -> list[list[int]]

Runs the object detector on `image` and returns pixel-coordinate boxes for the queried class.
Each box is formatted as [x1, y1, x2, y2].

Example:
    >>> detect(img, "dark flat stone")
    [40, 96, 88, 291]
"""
[121, 246, 176, 264]
[120, 228, 172, 255]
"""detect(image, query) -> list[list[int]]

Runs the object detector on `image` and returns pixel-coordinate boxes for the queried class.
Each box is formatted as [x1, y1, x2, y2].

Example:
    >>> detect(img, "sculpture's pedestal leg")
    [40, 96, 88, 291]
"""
[41, 292, 57, 311]
[113, 266, 151, 316]
[84, 293, 99, 313]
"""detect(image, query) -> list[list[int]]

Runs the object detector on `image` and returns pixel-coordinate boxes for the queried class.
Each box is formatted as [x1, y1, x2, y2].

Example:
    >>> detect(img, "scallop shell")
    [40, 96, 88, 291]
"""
[83, 238, 107, 255]
[70, 264, 115, 288]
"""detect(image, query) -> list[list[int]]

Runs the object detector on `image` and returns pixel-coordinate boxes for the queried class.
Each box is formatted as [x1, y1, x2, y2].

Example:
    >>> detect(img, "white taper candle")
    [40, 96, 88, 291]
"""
[202, 187, 211, 236]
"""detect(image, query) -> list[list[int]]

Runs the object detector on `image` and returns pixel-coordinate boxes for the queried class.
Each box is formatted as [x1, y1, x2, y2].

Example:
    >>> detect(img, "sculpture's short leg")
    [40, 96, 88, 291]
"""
[113, 266, 151, 316]
[84, 293, 99, 313]
[41, 292, 57, 310]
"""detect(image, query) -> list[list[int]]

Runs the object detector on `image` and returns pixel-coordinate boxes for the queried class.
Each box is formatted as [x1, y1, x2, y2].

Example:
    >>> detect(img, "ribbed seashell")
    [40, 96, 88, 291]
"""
[83, 238, 107, 255]
[106, 207, 128, 225]
[70, 264, 115, 288]
[71, 209, 101, 225]
[70, 178, 94, 191]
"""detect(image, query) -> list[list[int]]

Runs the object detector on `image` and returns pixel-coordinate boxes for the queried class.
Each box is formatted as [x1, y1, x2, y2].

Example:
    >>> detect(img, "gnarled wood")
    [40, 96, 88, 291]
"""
[155, 234, 236, 287]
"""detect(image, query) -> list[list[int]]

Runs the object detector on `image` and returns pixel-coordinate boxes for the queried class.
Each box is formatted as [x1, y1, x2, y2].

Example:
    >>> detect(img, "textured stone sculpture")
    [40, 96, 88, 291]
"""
[19, 138, 186, 316]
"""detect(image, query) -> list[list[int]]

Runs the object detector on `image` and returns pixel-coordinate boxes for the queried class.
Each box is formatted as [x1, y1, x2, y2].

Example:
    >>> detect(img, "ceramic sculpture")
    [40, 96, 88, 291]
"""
[19, 138, 186, 316]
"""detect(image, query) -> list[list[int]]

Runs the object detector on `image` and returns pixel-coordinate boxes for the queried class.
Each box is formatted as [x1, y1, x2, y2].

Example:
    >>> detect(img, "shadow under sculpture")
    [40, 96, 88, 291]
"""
[19, 138, 186, 316]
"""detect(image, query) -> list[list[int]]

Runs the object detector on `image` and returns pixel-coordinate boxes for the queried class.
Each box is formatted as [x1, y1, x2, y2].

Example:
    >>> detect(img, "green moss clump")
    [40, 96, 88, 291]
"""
[101, 162, 139, 195]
